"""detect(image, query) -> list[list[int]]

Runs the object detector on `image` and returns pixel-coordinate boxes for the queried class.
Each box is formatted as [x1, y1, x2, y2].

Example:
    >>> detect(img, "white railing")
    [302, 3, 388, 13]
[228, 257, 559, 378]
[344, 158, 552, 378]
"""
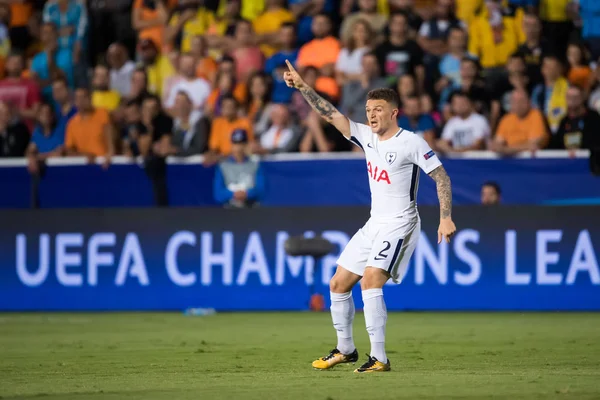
[0, 150, 590, 167]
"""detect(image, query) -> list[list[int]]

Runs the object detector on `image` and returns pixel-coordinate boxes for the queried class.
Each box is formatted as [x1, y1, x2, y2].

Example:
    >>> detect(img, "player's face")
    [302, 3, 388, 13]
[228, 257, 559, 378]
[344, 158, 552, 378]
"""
[365, 99, 398, 135]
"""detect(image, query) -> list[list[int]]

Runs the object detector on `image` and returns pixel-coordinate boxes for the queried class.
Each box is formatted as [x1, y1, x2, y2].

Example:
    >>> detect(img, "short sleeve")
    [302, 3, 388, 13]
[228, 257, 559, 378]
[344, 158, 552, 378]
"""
[408, 134, 442, 174]
[347, 119, 372, 150]
[440, 119, 454, 141]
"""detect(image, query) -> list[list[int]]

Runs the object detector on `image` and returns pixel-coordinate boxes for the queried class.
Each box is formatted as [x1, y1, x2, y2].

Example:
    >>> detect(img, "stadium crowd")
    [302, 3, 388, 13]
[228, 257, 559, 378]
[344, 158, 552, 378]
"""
[0, 0, 599, 205]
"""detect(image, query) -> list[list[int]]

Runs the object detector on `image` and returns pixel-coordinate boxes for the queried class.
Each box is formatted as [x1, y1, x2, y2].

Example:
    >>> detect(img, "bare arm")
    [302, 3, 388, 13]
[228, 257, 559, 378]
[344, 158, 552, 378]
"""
[132, 0, 168, 31]
[428, 165, 456, 243]
[284, 60, 351, 137]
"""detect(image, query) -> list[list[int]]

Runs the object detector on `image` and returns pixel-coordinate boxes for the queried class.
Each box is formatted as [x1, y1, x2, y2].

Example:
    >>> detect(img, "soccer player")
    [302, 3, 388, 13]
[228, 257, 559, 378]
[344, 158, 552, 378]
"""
[283, 60, 456, 373]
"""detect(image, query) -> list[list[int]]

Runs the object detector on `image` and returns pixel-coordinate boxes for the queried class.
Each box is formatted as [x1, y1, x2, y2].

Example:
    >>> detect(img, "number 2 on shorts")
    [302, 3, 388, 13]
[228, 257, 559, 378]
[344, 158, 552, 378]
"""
[374, 241, 391, 260]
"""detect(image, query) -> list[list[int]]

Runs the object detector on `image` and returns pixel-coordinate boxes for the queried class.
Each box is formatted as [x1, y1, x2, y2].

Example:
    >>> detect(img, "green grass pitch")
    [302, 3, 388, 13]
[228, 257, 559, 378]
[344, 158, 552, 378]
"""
[1, 312, 600, 399]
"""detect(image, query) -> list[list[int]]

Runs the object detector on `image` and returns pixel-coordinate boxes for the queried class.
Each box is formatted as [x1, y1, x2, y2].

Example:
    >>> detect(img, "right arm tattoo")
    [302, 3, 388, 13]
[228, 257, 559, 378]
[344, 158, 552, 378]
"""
[299, 86, 337, 121]
[428, 165, 452, 219]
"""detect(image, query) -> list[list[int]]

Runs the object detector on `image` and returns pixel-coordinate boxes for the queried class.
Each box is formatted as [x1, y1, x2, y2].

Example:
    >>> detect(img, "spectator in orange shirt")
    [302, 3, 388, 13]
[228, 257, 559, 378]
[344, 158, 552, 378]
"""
[65, 87, 114, 166]
[208, 95, 254, 157]
[131, 0, 169, 52]
[492, 89, 548, 155]
[297, 14, 341, 101]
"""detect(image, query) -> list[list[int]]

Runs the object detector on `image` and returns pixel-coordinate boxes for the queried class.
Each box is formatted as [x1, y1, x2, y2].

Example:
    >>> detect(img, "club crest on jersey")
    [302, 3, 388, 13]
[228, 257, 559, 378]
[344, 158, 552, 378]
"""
[385, 152, 397, 165]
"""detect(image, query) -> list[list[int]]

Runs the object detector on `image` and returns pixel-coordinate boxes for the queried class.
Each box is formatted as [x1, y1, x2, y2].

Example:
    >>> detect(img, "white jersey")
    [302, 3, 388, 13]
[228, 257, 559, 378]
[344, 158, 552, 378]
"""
[348, 120, 442, 221]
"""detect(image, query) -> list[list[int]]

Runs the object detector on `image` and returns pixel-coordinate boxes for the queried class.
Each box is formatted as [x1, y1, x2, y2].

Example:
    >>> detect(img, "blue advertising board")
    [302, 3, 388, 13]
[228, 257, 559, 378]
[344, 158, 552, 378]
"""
[0, 156, 598, 208]
[0, 206, 598, 311]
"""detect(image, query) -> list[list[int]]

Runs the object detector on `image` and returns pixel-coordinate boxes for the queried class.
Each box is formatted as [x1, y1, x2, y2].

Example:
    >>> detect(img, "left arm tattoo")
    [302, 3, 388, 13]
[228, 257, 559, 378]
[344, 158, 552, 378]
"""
[428, 165, 452, 219]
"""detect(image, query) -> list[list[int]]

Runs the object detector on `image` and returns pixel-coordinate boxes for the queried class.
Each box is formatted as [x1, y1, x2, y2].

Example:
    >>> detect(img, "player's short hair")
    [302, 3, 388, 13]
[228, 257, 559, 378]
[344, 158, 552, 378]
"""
[482, 181, 501, 195]
[366, 88, 400, 108]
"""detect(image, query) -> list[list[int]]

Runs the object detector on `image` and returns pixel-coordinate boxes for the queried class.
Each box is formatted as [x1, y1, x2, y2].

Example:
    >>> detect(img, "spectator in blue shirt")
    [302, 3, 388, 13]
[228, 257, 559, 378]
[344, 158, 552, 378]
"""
[43, 0, 89, 87]
[27, 101, 66, 208]
[437, 27, 467, 91]
[264, 22, 298, 104]
[398, 95, 437, 149]
[43, 0, 88, 53]
[31, 22, 75, 101]
[213, 129, 266, 208]
[28, 102, 65, 157]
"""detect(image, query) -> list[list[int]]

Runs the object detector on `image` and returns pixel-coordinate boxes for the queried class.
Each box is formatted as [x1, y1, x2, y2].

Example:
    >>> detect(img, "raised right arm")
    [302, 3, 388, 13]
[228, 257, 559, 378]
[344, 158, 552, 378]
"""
[284, 60, 350, 138]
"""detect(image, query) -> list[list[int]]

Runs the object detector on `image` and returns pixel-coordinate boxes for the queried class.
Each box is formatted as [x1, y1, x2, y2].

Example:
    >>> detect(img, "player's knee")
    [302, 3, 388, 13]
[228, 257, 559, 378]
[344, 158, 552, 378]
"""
[329, 269, 354, 293]
[329, 276, 347, 293]
[361, 267, 388, 290]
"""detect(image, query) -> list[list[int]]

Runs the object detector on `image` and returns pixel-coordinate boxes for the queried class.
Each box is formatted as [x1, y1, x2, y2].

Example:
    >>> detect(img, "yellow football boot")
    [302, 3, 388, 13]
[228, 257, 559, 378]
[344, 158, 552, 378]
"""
[354, 355, 391, 373]
[312, 348, 359, 370]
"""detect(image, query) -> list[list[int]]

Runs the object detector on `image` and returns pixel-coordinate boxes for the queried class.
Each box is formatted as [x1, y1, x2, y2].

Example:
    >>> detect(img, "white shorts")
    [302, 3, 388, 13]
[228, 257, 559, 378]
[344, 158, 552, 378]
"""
[337, 217, 420, 283]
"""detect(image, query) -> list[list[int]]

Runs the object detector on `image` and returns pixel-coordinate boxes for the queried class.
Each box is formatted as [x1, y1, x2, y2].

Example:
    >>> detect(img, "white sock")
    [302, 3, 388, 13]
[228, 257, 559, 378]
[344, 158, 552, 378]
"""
[362, 288, 387, 363]
[330, 291, 355, 355]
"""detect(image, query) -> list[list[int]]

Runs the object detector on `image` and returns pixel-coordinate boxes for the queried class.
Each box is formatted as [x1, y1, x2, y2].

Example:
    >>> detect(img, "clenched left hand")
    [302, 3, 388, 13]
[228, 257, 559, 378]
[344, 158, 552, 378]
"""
[438, 218, 457, 244]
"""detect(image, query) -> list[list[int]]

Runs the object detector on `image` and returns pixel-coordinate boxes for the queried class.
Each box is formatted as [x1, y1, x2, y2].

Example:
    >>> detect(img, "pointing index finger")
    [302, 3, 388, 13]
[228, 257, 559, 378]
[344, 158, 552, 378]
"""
[285, 59, 296, 72]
